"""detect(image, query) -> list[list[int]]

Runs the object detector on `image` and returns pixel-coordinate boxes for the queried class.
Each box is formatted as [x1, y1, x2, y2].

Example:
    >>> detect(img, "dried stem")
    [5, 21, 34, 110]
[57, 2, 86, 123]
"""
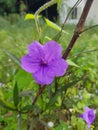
[63, 0, 94, 60]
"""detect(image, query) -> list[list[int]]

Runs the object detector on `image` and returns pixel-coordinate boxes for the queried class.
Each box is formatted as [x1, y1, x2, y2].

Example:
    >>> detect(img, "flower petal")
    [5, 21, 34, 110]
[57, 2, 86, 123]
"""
[28, 41, 43, 59]
[84, 107, 95, 124]
[21, 55, 40, 73]
[79, 114, 84, 119]
[33, 66, 54, 85]
[44, 40, 62, 62]
[48, 58, 68, 76]
[84, 107, 91, 112]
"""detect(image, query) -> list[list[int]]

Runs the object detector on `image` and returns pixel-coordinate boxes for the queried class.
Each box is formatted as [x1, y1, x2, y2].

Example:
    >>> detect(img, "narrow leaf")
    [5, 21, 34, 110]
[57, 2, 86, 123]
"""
[45, 18, 69, 34]
[2, 49, 21, 66]
[22, 105, 34, 112]
[0, 99, 16, 111]
[67, 59, 80, 68]
[59, 80, 80, 92]
[25, 13, 41, 20]
[13, 82, 20, 107]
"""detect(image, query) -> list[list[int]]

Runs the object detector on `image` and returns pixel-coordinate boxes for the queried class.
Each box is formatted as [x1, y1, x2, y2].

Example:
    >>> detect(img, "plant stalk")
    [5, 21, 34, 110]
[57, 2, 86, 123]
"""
[35, 0, 57, 35]
[17, 113, 22, 130]
[32, 85, 46, 105]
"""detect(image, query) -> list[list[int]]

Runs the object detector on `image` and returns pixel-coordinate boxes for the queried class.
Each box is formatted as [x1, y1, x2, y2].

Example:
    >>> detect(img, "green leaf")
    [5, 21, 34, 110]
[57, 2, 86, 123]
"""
[55, 121, 68, 130]
[46, 93, 59, 110]
[55, 125, 63, 130]
[47, 80, 79, 109]
[60, 80, 80, 92]
[13, 82, 20, 107]
[44, 36, 52, 41]
[0, 99, 16, 111]
[67, 59, 80, 68]
[22, 105, 34, 112]
[2, 49, 21, 66]
[14, 69, 34, 89]
[44, 18, 69, 34]
[25, 13, 41, 20]
[77, 118, 87, 130]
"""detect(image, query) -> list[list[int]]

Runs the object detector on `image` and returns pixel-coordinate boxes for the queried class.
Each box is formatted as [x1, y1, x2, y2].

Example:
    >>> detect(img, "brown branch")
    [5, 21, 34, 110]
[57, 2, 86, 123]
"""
[54, 78, 58, 95]
[32, 85, 46, 105]
[63, 0, 94, 60]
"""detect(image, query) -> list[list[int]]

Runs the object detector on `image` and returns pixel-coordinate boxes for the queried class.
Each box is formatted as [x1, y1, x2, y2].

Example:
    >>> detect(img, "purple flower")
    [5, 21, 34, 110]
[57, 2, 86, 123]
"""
[20, 40, 68, 85]
[79, 107, 96, 130]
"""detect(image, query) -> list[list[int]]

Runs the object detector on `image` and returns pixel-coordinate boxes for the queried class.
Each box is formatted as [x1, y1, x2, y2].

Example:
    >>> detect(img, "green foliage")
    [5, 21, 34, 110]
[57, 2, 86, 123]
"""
[25, 13, 68, 35]
[0, 99, 16, 111]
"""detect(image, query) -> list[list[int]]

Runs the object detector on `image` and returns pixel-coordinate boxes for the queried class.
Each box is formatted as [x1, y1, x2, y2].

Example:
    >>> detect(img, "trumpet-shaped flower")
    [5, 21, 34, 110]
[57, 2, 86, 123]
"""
[79, 107, 96, 130]
[21, 40, 68, 85]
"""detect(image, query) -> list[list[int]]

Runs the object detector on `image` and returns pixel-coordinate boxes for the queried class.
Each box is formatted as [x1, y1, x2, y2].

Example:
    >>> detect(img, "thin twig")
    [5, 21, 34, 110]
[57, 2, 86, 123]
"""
[54, 78, 58, 95]
[57, 0, 82, 40]
[82, 24, 98, 33]
[63, 0, 94, 60]
[70, 49, 98, 58]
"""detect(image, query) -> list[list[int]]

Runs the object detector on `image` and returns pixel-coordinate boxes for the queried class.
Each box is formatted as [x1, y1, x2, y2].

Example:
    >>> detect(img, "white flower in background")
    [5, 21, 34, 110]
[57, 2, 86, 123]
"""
[48, 121, 54, 128]
[69, 108, 73, 112]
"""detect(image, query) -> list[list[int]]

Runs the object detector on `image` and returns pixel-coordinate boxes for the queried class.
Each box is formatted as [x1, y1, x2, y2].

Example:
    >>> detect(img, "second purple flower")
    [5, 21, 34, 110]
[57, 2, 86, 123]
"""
[21, 40, 68, 85]
[79, 107, 96, 130]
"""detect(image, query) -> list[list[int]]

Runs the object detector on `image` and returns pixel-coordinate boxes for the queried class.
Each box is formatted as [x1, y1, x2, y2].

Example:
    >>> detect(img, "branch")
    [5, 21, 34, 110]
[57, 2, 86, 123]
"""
[32, 85, 46, 105]
[63, 0, 94, 60]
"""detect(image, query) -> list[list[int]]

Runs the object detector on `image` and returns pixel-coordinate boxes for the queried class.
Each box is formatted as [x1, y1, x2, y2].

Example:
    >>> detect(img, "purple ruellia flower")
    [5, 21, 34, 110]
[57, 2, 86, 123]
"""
[79, 107, 96, 130]
[20, 40, 68, 85]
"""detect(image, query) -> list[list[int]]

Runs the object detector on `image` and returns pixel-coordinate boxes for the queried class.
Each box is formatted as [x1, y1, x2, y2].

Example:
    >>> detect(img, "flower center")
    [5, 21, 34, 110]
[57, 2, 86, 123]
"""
[43, 61, 47, 65]
[41, 59, 47, 66]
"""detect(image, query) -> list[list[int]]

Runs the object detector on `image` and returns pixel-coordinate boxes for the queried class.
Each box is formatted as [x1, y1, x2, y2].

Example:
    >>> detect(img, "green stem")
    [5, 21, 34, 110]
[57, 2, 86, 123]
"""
[17, 113, 22, 130]
[34, 0, 57, 37]
[70, 49, 98, 58]
[29, 117, 35, 130]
